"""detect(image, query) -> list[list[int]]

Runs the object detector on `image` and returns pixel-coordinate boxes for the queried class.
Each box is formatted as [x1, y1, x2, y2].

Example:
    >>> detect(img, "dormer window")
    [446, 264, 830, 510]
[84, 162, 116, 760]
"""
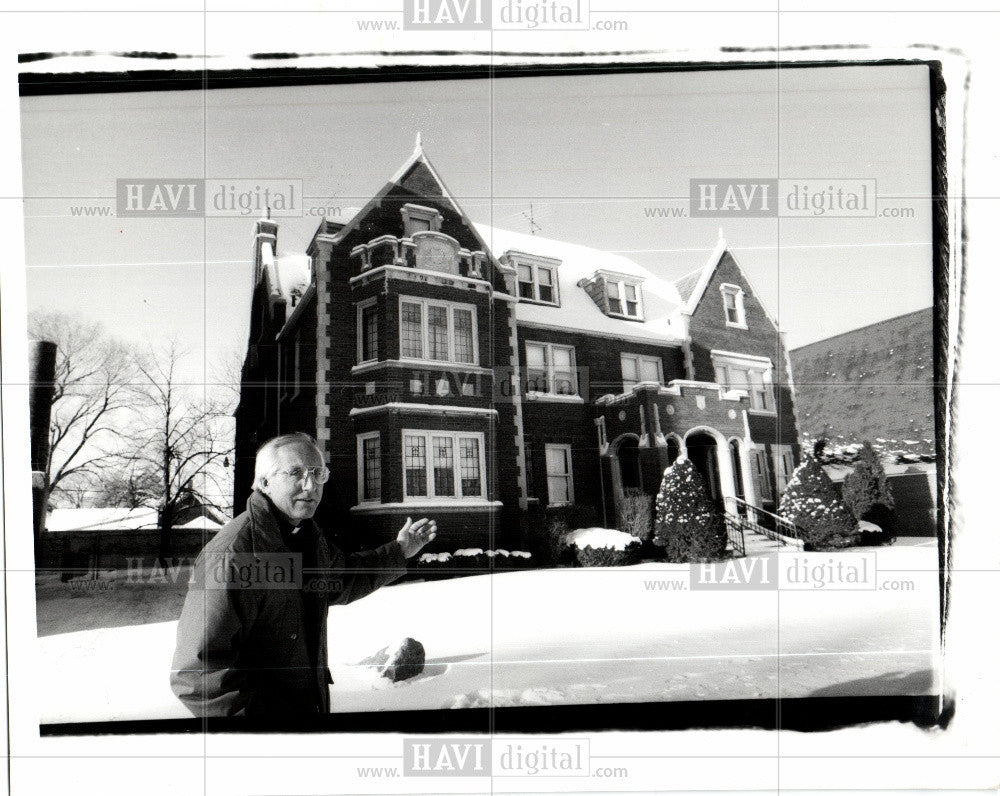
[720, 283, 747, 328]
[504, 251, 561, 306]
[400, 203, 443, 237]
[606, 278, 642, 319]
[517, 263, 557, 303]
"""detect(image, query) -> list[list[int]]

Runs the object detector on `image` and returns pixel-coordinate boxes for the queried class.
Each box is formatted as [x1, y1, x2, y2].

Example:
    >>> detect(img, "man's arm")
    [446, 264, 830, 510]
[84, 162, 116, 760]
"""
[331, 517, 436, 605]
[332, 540, 409, 606]
[170, 551, 257, 717]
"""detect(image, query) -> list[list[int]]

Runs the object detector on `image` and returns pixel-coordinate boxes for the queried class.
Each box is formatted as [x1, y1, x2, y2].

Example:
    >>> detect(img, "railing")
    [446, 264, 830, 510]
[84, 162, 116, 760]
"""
[723, 513, 746, 557]
[725, 496, 804, 549]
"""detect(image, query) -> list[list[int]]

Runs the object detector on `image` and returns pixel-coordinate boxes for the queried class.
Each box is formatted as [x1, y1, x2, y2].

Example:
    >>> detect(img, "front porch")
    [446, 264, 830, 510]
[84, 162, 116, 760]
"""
[594, 380, 763, 527]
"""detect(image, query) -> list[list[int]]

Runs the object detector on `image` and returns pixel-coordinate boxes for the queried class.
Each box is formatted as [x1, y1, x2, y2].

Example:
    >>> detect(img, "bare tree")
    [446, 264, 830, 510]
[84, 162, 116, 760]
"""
[94, 466, 161, 509]
[27, 311, 136, 526]
[125, 341, 234, 564]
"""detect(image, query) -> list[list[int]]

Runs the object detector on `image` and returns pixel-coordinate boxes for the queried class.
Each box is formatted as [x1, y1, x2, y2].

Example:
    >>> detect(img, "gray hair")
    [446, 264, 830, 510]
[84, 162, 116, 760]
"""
[253, 432, 322, 490]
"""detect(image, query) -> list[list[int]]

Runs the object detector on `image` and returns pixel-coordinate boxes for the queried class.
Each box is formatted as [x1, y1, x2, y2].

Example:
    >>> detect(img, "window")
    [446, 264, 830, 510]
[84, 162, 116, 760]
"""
[398, 298, 477, 365]
[749, 447, 773, 503]
[513, 258, 559, 305]
[605, 278, 643, 319]
[357, 433, 381, 503]
[402, 430, 486, 500]
[525, 342, 577, 396]
[720, 283, 747, 328]
[711, 351, 775, 412]
[358, 300, 379, 363]
[545, 444, 574, 506]
[400, 203, 442, 237]
[773, 445, 796, 495]
[620, 353, 663, 390]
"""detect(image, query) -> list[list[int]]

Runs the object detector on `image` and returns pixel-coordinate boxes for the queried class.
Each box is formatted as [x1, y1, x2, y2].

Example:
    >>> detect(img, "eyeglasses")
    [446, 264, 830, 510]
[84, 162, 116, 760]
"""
[273, 466, 331, 485]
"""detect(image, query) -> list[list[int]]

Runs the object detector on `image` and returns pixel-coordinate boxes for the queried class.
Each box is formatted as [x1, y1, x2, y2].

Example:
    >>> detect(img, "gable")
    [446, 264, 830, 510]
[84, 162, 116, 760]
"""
[687, 249, 778, 333]
[397, 160, 447, 202]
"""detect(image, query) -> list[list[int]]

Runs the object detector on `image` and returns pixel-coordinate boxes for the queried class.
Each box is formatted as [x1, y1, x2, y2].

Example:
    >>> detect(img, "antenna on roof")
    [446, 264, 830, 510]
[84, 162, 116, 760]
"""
[414, 131, 423, 152]
[718, 225, 723, 240]
[266, 206, 271, 220]
[522, 202, 541, 235]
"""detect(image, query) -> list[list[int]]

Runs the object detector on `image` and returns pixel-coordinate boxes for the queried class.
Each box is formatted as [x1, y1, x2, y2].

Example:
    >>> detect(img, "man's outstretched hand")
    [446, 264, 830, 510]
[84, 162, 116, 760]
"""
[396, 516, 437, 558]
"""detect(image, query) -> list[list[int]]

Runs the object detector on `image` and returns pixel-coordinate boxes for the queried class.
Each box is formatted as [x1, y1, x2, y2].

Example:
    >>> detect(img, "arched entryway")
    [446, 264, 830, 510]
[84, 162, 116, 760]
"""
[608, 434, 643, 521]
[686, 431, 723, 505]
[617, 436, 642, 492]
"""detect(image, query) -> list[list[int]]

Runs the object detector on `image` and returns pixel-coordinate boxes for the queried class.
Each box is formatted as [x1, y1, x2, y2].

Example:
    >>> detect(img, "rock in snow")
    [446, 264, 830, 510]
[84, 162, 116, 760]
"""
[362, 637, 426, 683]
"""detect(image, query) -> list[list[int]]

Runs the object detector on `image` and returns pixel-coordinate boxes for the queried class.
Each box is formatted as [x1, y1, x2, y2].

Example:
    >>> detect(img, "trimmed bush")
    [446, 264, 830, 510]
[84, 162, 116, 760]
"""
[842, 441, 895, 532]
[652, 457, 728, 562]
[523, 505, 598, 567]
[617, 487, 654, 542]
[779, 456, 859, 550]
[414, 549, 535, 579]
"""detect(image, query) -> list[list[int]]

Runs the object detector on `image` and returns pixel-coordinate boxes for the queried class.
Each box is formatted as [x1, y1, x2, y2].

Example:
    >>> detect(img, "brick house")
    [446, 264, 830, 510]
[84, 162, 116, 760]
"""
[233, 141, 801, 550]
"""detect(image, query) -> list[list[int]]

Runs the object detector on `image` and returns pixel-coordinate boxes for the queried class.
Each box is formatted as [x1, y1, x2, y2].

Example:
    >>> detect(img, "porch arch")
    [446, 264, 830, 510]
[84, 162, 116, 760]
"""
[683, 425, 738, 508]
[608, 433, 642, 519]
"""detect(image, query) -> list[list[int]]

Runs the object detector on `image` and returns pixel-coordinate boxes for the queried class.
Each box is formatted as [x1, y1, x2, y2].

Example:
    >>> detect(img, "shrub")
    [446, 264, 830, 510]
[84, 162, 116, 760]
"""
[546, 504, 599, 531]
[522, 505, 598, 567]
[617, 488, 654, 542]
[779, 456, 859, 550]
[841, 441, 895, 530]
[414, 549, 535, 579]
[559, 528, 642, 567]
[652, 458, 728, 562]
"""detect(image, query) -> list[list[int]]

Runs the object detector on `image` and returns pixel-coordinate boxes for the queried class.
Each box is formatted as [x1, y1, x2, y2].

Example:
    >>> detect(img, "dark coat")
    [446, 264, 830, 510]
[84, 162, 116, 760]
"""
[170, 490, 407, 718]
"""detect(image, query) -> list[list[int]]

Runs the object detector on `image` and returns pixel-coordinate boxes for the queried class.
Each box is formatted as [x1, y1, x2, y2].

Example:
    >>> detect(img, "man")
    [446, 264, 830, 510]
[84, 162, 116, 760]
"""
[170, 432, 436, 718]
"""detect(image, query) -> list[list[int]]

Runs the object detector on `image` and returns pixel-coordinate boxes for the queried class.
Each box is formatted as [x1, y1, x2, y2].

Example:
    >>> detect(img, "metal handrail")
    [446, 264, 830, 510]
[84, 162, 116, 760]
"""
[723, 513, 746, 557]
[725, 496, 803, 546]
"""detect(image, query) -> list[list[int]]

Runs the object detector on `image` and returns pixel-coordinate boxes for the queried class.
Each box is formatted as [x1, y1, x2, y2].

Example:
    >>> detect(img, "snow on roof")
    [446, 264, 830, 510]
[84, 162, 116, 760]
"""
[173, 515, 226, 530]
[473, 223, 686, 346]
[679, 236, 728, 315]
[46, 508, 226, 532]
[262, 243, 311, 303]
[46, 508, 159, 533]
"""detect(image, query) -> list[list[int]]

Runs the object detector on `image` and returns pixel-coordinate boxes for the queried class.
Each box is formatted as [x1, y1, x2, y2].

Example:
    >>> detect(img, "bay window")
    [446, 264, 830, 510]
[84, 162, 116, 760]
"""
[357, 432, 381, 503]
[402, 430, 486, 500]
[357, 300, 379, 363]
[399, 297, 477, 364]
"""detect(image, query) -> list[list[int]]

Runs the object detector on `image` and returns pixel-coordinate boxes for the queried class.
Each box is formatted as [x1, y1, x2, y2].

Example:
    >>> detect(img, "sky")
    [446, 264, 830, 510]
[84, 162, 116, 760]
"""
[19, 63, 932, 382]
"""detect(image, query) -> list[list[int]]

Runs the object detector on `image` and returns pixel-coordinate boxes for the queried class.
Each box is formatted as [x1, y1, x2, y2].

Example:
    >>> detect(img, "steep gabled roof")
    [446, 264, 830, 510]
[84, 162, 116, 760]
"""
[676, 236, 782, 331]
[326, 135, 466, 245]
[677, 236, 728, 315]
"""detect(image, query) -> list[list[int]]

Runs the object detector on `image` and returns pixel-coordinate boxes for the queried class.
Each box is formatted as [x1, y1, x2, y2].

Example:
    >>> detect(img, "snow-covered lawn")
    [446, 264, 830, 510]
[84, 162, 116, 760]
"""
[37, 544, 939, 724]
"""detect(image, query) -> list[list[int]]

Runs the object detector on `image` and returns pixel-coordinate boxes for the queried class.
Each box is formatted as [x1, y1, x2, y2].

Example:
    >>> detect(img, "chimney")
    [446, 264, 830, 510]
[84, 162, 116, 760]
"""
[252, 217, 278, 285]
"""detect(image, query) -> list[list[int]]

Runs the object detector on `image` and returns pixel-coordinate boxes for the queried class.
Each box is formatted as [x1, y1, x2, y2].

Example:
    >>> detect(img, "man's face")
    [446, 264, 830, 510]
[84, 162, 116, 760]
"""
[260, 442, 326, 525]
